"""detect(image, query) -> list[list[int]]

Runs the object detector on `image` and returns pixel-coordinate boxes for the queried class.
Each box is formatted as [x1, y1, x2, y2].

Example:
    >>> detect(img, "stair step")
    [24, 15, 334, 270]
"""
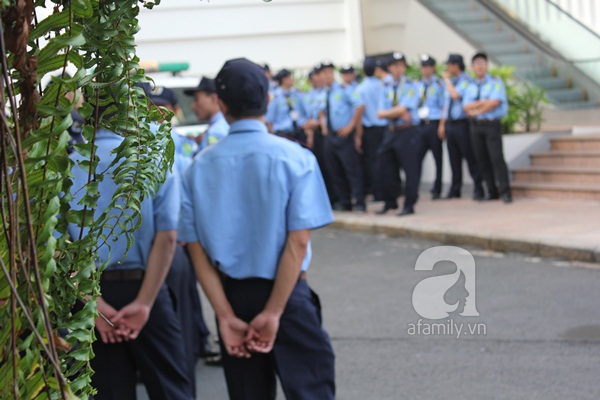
[529, 77, 569, 90]
[496, 53, 540, 67]
[442, 9, 490, 23]
[551, 134, 600, 151]
[459, 20, 502, 34]
[546, 87, 586, 104]
[519, 66, 555, 79]
[512, 167, 600, 184]
[512, 182, 600, 201]
[530, 151, 600, 167]
[432, 1, 478, 13]
[550, 100, 600, 109]
[482, 41, 529, 55]
[474, 31, 515, 44]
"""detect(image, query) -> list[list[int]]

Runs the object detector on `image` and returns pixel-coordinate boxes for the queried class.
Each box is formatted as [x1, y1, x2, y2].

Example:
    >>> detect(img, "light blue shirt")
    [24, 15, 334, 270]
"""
[385, 77, 421, 126]
[265, 87, 307, 132]
[357, 76, 388, 128]
[68, 129, 180, 271]
[418, 76, 445, 121]
[180, 119, 334, 280]
[321, 82, 364, 132]
[198, 112, 229, 152]
[303, 87, 326, 120]
[171, 130, 197, 158]
[463, 74, 508, 120]
[443, 72, 472, 120]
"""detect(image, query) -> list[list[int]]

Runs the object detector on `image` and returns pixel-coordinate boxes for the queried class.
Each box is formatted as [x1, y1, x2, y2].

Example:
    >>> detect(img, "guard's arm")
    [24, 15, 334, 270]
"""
[378, 105, 408, 120]
[112, 229, 177, 339]
[187, 241, 250, 358]
[245, 229, 310, 353]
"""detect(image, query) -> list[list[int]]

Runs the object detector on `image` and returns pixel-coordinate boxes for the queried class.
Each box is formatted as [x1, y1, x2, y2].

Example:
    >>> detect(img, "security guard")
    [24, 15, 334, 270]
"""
[67, 109, 193, 398]
[180, 58, 335, 400]
[266, 68, 308, 144]
[340, 64, 359, 89]
[463, 52, 512, 203]
[416, 54, 445, 200]
[184, 77, 230, 155]
[439, 54, 484, 200]
[320, 60, 366, 212]
[356, 56, 388, 196]
[376, 52, 422, 216]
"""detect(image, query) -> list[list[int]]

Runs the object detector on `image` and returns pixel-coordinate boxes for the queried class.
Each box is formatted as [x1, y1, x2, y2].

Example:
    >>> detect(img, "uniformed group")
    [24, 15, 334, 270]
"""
[263, 51, 513, 216]
[61, 52, 512, 400]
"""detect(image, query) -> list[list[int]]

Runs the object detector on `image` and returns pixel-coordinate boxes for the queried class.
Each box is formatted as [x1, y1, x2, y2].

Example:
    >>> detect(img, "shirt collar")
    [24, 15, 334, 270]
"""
[228, 119, 268, 135]
[209, 112, 224, 126]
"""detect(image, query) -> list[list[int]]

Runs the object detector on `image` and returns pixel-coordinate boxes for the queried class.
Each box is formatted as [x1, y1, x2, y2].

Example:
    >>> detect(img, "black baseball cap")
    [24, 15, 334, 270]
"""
[149, 86, 178, 106]
[446, 54, 464, 65]
[363, 57, 376, 77]
[274, 68, 292, 83]
[183, 77, 216, 96]
[388, 52, 406, 66]
[420, 54, 436, 67]
[340, 64, 355, 74]
[320, 60, 335, 70]
[215, 58, 269, 117]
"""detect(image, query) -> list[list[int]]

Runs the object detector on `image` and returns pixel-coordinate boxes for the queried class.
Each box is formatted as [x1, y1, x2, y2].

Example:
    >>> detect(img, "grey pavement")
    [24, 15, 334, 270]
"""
[138, 228, 600, 399]
[332, 195, 600, 263]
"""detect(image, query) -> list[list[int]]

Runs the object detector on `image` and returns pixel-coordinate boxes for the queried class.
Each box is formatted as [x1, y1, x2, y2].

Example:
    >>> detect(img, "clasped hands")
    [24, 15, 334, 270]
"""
[95, 298, 151, 344]
[218, 311, 280, 358]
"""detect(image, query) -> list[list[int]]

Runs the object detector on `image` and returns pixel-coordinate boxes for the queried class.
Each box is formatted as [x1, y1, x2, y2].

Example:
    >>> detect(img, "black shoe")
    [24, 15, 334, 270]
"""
[376, 204, 398, 215]
[472, 192, 485, 201]
[398, 207, 414, 216]
[444, 192, 461, 200]
[204, 355, 222, 367]
[501, 193, 513, 204]
[431, 193, 441, 200]
[354, 204, 366, 213]
[199, 342, 220, 359]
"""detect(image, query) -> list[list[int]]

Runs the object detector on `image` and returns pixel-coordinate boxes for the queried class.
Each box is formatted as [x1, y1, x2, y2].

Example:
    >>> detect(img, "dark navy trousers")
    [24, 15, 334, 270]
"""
[219, 277, 335, 400]
[361, 125, 387, 197]
[91, 281, 194, 400]
[445, 119, 483, 196]
[469, 120, 511, 197]
[375, 127, 421, 210]
[417, 121, 443, 196]
[323, 132, 365, 208]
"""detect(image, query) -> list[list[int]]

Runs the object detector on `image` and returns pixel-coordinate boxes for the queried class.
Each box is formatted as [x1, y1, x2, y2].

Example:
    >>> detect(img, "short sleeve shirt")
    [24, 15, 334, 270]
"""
[462, 74, 508, 120]
[179, 119, 333, 280]
[68, 129, 180, 271]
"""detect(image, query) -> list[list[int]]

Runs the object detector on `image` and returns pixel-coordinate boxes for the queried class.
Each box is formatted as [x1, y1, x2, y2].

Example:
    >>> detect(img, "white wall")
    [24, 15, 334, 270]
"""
[361, 0, 477, 63]
[136, 0, 365, 77]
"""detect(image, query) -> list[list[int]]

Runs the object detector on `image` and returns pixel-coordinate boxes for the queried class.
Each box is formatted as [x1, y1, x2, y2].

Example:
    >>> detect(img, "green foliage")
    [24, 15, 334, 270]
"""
[488, 65, 548, 133]
[1, 0, 170, 398]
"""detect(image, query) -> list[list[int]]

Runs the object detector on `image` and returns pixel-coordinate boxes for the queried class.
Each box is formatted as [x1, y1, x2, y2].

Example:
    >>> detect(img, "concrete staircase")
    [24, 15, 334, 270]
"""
[417, 0, 600, 109]
[512, 133, 600, 200]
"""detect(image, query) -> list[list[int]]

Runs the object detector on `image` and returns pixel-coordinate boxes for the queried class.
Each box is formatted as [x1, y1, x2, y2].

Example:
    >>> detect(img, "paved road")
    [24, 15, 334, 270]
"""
[140, 228, 600, 399]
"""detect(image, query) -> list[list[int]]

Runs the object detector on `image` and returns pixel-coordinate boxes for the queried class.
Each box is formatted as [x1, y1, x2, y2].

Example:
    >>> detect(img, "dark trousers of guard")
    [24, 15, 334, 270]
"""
[91, 278, 193, 400]
[445, 119, 483, 197]
[469, 120, 511, 197]
[166, 245, 211, 396]
[323, 132, 365, 209]
[311, 127, 337, 205]
[417, 121, 443, 196]
[361, 125, 386, 197]
[375, 127, 421, 210]
[219, 276, 335, 400]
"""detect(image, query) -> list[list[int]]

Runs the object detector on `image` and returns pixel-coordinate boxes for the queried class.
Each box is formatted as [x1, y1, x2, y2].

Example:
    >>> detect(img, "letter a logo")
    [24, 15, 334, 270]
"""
[412, 246, 479, 320]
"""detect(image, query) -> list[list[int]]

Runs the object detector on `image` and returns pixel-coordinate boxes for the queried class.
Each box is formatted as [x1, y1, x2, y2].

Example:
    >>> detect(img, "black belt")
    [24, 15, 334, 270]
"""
[218, 270, 307, 282]
[471, 119, 500, 125]
[101, 269, 144, 282]
[420, 119, 440, 126]
[447, 118, 469, 124]
[390, 124, 412, 132]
